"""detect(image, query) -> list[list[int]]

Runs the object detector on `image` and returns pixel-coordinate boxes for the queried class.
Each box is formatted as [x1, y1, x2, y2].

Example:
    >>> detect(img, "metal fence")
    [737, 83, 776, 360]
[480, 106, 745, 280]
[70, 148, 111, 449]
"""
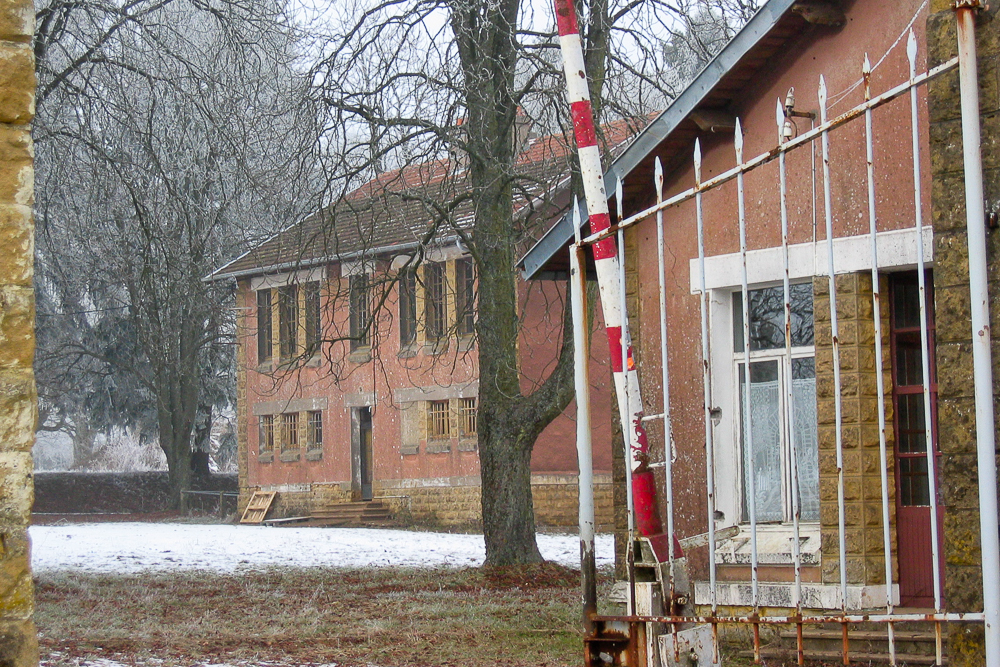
[568, 8, 999, 666]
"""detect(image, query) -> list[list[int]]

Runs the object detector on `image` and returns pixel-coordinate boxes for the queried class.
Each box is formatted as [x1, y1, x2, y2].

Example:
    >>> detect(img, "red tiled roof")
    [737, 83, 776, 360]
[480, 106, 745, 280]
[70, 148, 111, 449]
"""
[210, 117, 650, 280]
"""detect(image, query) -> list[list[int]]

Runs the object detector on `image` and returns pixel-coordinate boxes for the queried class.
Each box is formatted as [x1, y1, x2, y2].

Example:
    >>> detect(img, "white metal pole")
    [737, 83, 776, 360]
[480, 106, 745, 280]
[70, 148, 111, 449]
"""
[571, 200, 598, 632]
[819, 75, 849, 614]
[955, 5, 1000, 664]
[866, 52, 896, 665]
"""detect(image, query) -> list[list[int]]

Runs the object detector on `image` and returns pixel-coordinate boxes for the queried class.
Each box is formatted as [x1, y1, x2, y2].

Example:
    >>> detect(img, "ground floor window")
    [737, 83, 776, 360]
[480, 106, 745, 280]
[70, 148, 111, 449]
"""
[734, 283, 818, 523]
[428, 400, 450, 439]
[281, 412, 299, 452]
[258, 415, 275, 455]
[307, 410, 323, 452]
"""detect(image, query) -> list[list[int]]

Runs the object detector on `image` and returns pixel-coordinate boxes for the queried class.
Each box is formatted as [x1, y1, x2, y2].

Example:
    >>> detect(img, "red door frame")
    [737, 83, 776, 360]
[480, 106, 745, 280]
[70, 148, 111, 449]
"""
[888, 271, 944, 608]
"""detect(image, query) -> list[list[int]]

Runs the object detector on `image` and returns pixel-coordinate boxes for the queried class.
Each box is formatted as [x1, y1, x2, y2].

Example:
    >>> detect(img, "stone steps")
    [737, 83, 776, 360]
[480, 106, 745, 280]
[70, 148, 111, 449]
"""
[264, 501, 398, 528]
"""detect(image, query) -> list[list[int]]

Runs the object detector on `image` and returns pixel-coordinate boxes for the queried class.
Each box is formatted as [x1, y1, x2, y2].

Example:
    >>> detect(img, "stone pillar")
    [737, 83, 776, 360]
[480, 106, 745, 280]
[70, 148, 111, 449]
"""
[927, 4, 1000, 664]
[815, 273, 895, 589]
[0, 0, 36, 663]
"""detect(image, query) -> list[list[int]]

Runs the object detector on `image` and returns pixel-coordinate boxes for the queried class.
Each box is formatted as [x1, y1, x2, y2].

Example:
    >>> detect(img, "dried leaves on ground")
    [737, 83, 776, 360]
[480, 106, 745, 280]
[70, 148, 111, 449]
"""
[36, 563, 587, 667]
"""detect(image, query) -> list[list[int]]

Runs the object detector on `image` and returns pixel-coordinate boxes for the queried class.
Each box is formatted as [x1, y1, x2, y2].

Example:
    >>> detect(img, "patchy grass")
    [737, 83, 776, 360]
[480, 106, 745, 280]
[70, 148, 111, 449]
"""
[36, 563, 593, 666]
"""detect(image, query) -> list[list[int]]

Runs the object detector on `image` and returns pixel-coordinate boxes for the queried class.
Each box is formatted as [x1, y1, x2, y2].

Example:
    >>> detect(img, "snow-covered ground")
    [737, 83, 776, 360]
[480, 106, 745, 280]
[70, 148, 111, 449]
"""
[30, 523, 614, 573]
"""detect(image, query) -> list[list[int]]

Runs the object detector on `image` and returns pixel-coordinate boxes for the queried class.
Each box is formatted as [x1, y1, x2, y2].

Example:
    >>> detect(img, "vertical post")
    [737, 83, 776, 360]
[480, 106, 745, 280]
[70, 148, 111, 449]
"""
[955, 4, 1000, 665]
[552, 0, 665, 552]
[571, 201, 597, 633]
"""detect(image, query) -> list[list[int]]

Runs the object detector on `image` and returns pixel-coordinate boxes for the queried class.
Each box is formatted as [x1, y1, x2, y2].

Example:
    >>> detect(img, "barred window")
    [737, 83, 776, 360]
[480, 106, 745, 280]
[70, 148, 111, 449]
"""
[307, 411, 323, 451]
[350, 274, 370, 350]
[428, 400, 450, 439]
[425, 263, 446, 340]
[459, 397, 477, 436]
[258, 415, 275, 454]
[257, 289, 272, 363]
[456, 258, 475, 336]
[399, 269, 417, 346]
[278, 285, 298, 359]
[281, 412, 299, 452]
[304, 282, 321, 355]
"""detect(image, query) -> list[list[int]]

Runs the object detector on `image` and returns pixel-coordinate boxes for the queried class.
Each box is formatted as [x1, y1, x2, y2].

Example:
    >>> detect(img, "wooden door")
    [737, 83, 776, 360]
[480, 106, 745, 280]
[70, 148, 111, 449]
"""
[889, 272, 943, 608]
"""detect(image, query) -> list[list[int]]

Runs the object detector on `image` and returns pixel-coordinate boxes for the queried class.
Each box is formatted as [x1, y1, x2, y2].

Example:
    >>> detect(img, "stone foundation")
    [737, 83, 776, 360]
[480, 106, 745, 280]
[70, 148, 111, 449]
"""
[242, 473, 615, 529]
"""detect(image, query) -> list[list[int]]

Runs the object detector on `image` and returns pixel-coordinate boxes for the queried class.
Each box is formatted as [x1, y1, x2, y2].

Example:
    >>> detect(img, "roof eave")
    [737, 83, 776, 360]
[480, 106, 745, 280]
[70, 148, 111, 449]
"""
[518, 0, 798, 280]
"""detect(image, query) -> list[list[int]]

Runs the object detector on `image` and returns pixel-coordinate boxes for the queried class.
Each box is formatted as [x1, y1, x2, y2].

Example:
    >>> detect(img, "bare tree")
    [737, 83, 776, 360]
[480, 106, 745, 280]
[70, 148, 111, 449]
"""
[305, 0, 760, 565]
[33, 0, 322, 503]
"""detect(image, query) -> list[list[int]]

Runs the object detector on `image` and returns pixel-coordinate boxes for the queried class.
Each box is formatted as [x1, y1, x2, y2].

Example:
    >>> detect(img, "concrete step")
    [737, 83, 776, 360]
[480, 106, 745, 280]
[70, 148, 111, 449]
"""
[743, 646, 946, 665]
[778, 627, 941, 656]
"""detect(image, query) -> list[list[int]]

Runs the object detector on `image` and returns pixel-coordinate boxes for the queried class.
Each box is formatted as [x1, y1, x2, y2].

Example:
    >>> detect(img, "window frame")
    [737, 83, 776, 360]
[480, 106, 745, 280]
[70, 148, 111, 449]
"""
[425, 263, 446, 341]
[280, 412, 299, 453]
[459, 397, 477, 437]
[428, 399, 450, 439]
[349, 273, 370, 350]
[399, 269, 417, 347]
[257, 288, 272, 363]
[304, 281, 321, 356]
[258, 414, 275, 455]
[307, 410, 323, 452]
[455, 258, 475, 337]
[729, 282, 818, 525]
[278, 284, 298, 360]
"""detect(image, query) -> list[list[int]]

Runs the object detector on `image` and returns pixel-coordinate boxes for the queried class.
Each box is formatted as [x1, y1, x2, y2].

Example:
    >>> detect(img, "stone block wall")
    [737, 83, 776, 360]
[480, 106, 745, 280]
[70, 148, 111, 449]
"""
[0, 0, 35, 663]
[814, 273, 895, 587]
[242, 475, 615, 530]
[927, 4, 1000, 664]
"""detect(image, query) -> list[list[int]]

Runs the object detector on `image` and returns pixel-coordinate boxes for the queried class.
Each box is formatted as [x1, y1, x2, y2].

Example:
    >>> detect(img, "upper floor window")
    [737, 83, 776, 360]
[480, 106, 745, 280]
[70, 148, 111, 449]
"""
[304, 281, 321, 355]
[399, 269, 417, 347]
[456, 258, 475, 336]
[257, 288, 272, 363]
[350, 274, 370, 350]
[278, 285, 298, 359]
[733, 283, 818, 523]
[425, 263, 446, 340]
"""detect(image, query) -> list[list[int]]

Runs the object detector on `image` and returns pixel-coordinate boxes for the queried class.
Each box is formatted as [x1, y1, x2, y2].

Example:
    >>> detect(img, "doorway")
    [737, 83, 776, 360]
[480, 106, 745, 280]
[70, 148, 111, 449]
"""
[353, 406, 374, 501]
[889, 271, 943, 608]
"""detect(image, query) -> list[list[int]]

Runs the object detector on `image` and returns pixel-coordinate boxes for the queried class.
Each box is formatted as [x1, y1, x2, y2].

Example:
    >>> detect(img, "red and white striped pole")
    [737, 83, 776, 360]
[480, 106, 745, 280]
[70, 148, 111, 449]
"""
[553, 0, 668, 559]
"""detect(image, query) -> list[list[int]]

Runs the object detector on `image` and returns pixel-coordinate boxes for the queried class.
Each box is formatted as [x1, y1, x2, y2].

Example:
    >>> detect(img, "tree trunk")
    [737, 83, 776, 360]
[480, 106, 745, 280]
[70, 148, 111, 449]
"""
[479, 421, 542, 565]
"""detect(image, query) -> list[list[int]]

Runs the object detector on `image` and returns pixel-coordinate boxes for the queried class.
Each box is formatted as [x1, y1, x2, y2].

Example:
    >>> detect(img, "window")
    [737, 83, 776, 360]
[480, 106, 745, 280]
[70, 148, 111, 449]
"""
[733, 283, 818, 523]
[456, 258, 475, 336]
[304, 282, 321, 355]
[307, 411, 323, 452]
[890, 272, 937, 507]
[399, 269, 417, 346]
[281, 412, 299, 453]
[258, 415, 275, 454]
[278, 285, 298, 359]
[428, 400, 450, 439]
[425, 263, 446, 340]
[257, 289, 272, 363]
[350, 274, 370, 349]
[459, 397, 477, 437]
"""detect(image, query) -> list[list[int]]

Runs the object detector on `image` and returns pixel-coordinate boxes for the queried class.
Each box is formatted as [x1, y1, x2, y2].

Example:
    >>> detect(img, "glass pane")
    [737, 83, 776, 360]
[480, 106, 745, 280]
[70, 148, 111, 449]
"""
[892, 274, 922, 329]
[899, 456, 930, 506]
[897, 393, 928, 453]
[740, 360, 784, 522]
[791, 358, 819, 521]
[734, 283, 814, 352]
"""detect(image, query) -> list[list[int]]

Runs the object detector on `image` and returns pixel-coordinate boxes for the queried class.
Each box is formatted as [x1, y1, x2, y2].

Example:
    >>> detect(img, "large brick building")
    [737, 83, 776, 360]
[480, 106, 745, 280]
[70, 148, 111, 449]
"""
[210, 124, 647, 527]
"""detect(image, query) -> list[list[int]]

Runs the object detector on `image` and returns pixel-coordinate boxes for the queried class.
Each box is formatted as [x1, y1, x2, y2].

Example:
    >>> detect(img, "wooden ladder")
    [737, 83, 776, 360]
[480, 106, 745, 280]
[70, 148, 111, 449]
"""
[239, 491, 276, 524]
